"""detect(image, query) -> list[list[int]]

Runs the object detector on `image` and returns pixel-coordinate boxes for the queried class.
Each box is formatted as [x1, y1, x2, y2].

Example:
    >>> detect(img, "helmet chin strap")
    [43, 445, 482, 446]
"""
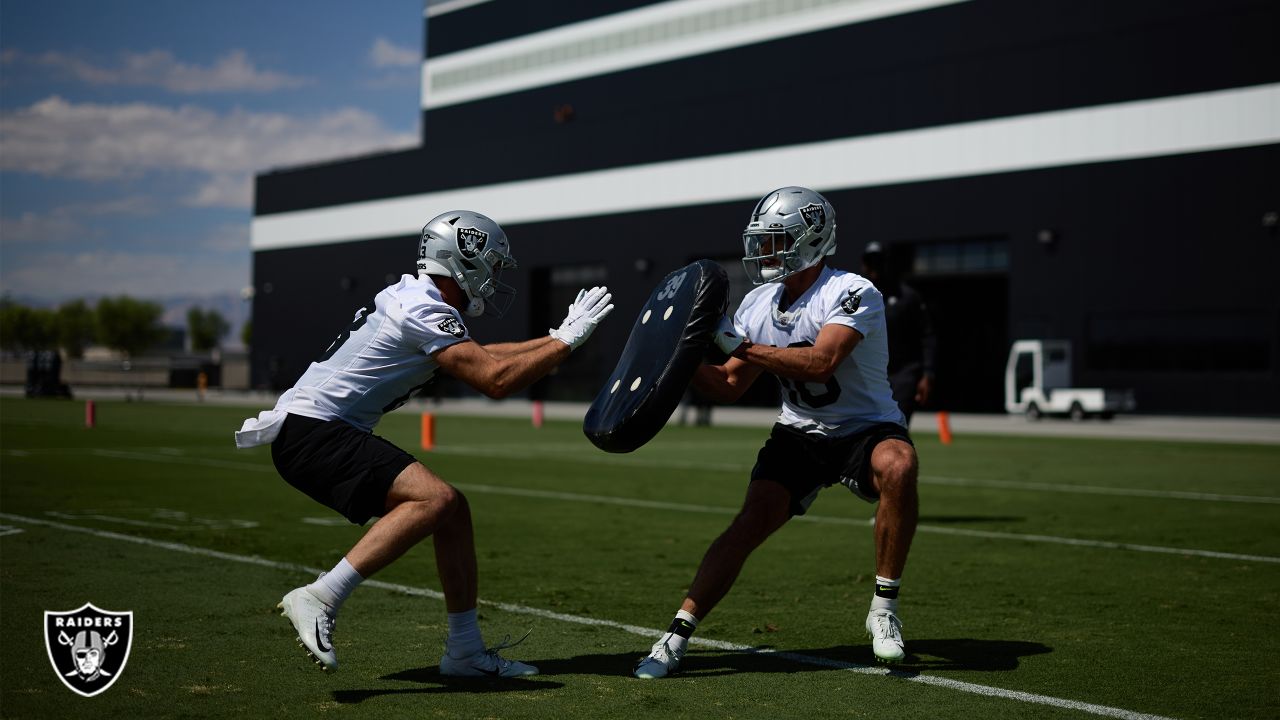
[465, 297, 485, 317]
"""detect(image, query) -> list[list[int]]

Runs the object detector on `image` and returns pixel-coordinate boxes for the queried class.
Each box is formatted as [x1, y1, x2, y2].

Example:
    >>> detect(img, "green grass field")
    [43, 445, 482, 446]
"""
[1, 397, 1277, 719]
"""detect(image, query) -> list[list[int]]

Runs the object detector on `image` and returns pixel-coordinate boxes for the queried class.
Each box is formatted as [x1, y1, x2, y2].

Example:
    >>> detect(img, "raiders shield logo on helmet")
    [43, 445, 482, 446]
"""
[437, 317, 466, 338]
[456, 227, 488, 259]
[841, 289, 862, 314]
[44, 603, 133, 697]
[799, 203, 826, 233]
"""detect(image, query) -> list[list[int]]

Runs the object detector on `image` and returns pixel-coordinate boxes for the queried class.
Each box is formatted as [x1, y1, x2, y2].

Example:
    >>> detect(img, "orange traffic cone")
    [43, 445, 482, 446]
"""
[421, 412, 435, 451]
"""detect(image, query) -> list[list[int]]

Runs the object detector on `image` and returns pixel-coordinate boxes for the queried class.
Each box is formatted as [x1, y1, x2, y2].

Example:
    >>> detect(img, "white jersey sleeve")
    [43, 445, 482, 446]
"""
[735, 266, 905, 436]
[279, 274, 468, 432]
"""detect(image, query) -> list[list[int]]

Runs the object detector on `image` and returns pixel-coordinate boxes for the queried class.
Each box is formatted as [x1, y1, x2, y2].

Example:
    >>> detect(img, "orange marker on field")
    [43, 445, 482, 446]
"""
[421, 412, 435, 451]
[85, 400, 96, 429]
[532, 400, 544, 428]
[937, 410, 953, 445]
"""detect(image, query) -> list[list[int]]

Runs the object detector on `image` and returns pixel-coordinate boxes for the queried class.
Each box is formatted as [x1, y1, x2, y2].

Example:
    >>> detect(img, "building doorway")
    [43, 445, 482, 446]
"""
[881, 237, 1010, 413]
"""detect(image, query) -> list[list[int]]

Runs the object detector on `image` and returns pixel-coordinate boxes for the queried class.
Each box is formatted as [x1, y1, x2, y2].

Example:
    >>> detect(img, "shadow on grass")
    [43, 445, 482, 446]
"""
[332, 669, 564, 704]
[344, 639, 1052, 696]
[450, 639, 1052, 680]
[903, 638, 1052, 670]
[918, 515, 1026, 524]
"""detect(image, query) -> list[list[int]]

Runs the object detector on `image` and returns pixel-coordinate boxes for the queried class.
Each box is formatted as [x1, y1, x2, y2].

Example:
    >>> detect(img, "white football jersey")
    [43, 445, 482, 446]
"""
[734, 266, 905, 436]
[279, 274, 470, 432]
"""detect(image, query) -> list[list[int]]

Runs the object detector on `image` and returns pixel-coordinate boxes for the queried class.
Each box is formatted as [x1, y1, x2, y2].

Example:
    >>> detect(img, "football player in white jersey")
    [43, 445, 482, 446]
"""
[235, 210, 613, 676]
[635, 187, 920, 678]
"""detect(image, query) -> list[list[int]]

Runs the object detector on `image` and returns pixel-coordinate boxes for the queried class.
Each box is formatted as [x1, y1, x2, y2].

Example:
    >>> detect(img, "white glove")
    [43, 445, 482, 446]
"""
[550, 286, 614, 350]
[712, 315, 746, 355]
[556, 287, 597, 329]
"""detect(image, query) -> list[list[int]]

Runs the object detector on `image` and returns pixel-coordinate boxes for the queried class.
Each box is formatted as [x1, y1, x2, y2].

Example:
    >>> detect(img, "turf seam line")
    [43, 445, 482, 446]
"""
[30, 447, 1280, 563]
[452, 483, 1280, 565]
[0, 511, 1176, 720]
[31, 445, 1277, 504]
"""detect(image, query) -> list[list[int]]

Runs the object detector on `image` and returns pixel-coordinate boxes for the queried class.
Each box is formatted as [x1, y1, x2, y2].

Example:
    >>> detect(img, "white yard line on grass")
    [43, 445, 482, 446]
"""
[20, 448, 1280, 564]
[453, 483, 1280, 565]
[45, 510, 186, 530]
[427, 445, 1280, 505]
[921, 475, 1280, 505]
[0, 511, 1174, 720]
[11, 445, 1280, 504]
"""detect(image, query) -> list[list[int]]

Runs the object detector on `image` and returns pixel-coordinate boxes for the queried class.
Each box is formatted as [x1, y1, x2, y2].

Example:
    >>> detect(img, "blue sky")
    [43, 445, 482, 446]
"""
[1, 0, 424, 304]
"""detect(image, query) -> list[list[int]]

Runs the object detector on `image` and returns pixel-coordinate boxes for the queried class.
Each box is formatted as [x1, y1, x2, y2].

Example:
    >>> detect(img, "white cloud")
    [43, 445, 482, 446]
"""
[1, 250, 248, 299]
[201, 223, 250, 253]
[369, 37, 420, 68]
[73, 195, 158, 216]
[4, 49, 309, 93]
[0, 197, 157, 245]
[0, 96, 418, 207]
[188, 173, 254, 209]
[0, 211, 84, 244]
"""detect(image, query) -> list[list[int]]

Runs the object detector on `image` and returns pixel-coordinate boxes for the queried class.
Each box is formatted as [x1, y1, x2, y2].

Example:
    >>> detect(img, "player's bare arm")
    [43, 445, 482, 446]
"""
[731, 322, 862, 383]
[438, 284, 611, 397]
[692, 358, 764, 403]
[482, 336, 559, 359]
[434, 338, 569, 399]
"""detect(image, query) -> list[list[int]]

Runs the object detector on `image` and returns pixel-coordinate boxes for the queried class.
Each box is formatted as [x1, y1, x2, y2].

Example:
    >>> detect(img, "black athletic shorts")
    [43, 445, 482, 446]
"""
[271, 413, 417, 525]
[750, 422, 913, 516]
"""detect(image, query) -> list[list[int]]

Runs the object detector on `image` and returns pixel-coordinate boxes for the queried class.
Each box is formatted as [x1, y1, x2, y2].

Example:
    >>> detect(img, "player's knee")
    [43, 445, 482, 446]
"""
[876, 446, 918, 496]
[398, 481, 459, 527]
[433, 482, 461, 516]
[442, 488, 469, 524]
[726, 505, 783, 547]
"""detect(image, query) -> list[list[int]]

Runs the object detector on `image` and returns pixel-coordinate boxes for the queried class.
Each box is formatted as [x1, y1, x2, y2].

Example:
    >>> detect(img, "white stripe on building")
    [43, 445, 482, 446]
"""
[422, 0, 972, 109]
[255, 83, 1280, 251]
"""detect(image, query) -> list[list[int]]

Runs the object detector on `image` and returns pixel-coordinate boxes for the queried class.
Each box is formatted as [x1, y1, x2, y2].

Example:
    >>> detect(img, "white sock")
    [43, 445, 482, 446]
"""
[307, 557, 363, 611]
[662, 609, 698, 654]
[870, 575, 900, 614]
[446, 608, 485, 659]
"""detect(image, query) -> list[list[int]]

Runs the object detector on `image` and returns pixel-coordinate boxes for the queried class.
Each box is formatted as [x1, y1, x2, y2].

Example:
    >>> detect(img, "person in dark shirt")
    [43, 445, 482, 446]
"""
[861, 242, 937, 426]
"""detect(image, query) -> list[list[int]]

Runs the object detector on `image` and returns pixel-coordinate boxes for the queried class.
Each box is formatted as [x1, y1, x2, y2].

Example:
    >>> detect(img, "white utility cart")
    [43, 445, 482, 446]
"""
[1004, 339, 1136, 420]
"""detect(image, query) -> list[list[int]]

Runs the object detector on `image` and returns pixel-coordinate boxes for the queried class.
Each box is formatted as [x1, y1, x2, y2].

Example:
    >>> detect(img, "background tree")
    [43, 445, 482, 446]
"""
[56, 299, 96, 359]
[96, 296, 166, 357]
[240, 319, 252, 349]
[187, 307, 230, 351]
[0, 300, 58, 351]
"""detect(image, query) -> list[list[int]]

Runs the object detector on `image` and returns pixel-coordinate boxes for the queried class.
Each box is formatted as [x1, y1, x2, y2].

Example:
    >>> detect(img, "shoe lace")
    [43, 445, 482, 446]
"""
[871, 612, 902, 641]
[636, 637, 678, 670]
[484, 630, 531, 661]
[318, 612, 337, 641]
[654, 639, 672, 662]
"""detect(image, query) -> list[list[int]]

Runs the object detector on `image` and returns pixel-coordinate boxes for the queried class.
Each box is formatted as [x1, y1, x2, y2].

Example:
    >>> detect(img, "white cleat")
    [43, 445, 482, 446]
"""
[865, 608, 906, 664]
[278, 586, 338, 671]
[634, 637, 684, 679]
[440, 634, 538, 678]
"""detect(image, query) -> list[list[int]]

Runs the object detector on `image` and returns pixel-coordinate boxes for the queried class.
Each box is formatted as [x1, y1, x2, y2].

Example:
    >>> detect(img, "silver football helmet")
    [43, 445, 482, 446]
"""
[416, 210, 518, 317]
[741, 186, 837, 284]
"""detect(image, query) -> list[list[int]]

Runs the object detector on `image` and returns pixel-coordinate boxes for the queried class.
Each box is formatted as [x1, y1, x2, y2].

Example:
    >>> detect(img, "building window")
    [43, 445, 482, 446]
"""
[912, 237, 1009, 275]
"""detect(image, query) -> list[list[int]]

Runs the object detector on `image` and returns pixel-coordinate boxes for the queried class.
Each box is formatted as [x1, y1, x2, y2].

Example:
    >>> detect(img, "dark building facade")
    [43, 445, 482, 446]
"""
[252, 0, 1280, 414]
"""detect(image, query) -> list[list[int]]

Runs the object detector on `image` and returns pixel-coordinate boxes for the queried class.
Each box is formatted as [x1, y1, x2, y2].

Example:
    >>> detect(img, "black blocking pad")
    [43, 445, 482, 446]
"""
[584, 259, 729, 453]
